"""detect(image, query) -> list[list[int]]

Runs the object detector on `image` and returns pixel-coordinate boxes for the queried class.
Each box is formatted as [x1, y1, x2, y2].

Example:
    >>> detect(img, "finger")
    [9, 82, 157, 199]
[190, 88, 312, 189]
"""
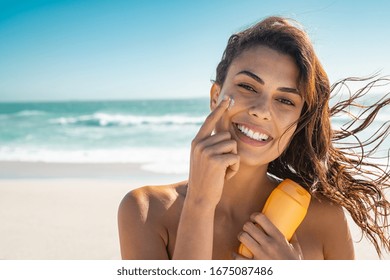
[250, 213, 285, 240]
[194, 132, 233, 153]
[195, 96, 230, 141]
[289, 234, 303, 259]
[225, 157, 240, 180]
[237, 231, 263, 257]
[193, 141, 237, 169]
[203, 139, 237, 156]
[242, 220, 269, 244]
[214, 153, 240, 170]
[232, 252, 250, 260]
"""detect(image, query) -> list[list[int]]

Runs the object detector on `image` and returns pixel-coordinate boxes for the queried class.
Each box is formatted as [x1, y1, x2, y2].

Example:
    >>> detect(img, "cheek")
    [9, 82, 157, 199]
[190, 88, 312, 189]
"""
[221, 90, 250, 112]
[277, 123, 297, 151]
[278, 109, 301, 133]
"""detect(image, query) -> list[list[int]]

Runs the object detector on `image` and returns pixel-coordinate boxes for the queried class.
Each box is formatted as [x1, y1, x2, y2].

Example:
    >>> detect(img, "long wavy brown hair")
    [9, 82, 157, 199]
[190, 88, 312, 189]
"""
[215, 16, 390, 257]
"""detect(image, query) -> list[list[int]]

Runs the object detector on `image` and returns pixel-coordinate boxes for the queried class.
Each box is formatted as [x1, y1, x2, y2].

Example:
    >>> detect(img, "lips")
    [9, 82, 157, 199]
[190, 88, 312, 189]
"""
[234, 122, 273, 145]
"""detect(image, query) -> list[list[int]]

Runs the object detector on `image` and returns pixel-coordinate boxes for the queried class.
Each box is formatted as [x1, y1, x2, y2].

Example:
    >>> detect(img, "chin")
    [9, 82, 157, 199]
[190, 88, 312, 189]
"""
[236, 147, 277, 169]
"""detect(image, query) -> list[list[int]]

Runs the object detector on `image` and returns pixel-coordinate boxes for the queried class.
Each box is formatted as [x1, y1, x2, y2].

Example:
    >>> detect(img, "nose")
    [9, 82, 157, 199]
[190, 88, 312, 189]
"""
[248, 96, 272, 121]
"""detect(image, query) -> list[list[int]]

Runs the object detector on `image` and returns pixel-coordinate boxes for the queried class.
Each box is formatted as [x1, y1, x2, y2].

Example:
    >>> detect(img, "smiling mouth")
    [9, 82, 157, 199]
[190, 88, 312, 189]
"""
[235, 123, 272, 142]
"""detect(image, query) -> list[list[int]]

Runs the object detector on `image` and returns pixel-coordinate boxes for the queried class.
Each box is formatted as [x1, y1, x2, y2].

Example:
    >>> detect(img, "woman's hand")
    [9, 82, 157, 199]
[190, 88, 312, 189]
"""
[187, 96, 240, 208]
[236, 213, 303, 260]
[173, 96, 240, 259]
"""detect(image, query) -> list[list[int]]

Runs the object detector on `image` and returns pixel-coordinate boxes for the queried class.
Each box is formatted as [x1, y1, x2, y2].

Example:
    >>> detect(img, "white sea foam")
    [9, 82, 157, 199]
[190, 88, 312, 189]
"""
[15, 110, 47, 116]
[0, 146, 190, 175]
[50, 113, 205, 127]
[0, 110, 46, 119]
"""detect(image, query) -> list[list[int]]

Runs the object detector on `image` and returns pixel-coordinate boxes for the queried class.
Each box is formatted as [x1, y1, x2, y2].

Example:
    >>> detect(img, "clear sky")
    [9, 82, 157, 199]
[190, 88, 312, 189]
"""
[0, 0, 389, 101]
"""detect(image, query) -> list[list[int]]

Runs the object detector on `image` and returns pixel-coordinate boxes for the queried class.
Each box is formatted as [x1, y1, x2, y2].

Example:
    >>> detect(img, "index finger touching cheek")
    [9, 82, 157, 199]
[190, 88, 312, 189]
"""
[195, 96, 231, 140]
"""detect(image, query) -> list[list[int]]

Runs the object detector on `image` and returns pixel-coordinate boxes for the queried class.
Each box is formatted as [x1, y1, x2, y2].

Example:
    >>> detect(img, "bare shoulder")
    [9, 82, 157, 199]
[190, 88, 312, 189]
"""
[305, 194, 355, 259]
[118, 181, 187, 259]
[120, 181, 187, 215]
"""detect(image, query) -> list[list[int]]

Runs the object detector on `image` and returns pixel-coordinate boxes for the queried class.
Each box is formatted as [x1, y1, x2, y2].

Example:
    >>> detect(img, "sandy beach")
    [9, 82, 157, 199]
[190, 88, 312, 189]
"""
[0, 161, 389, 260]
[0, 161, 186, 260]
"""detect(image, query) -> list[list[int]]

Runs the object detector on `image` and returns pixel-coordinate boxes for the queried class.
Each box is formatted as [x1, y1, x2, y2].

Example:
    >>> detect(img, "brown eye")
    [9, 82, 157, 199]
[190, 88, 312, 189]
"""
[277, 98, 295, 106]
[238, 83, 257, 93]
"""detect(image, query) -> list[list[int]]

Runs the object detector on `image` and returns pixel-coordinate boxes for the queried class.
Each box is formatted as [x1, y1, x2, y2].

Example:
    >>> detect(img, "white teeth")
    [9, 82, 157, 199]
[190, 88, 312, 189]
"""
[237, 124, 270, 141]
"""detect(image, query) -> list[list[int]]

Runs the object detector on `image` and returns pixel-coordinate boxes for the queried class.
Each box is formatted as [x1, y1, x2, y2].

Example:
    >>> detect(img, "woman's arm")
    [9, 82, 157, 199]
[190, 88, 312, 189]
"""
[173, 96, 239, 259]
[172, 195, 217, 259]
[118, 187, 169, 260]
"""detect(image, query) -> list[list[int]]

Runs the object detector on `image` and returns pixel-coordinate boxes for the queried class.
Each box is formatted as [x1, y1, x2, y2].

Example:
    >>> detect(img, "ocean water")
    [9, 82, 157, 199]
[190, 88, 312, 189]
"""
[0, 99, 209, 174]
[0, 98, 388, 174]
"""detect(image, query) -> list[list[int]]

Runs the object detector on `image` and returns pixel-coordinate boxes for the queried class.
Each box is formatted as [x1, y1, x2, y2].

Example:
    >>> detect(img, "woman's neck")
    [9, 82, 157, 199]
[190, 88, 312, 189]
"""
[216, 163, 277, 219]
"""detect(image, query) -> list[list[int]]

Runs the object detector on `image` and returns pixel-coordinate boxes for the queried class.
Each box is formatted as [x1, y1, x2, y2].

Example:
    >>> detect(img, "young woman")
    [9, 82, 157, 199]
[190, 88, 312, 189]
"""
[118, 16, 390, 260]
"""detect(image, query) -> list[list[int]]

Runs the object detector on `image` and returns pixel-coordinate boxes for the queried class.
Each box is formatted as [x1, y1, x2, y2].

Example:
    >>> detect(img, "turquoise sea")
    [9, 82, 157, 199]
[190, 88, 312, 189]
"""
[0, 97, 388, 174]
[0, 98, 209, 174]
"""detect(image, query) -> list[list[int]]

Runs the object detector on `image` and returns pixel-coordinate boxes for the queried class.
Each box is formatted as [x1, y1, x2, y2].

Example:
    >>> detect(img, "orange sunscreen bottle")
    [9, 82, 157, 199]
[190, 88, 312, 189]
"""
[238, 179, 311, 258]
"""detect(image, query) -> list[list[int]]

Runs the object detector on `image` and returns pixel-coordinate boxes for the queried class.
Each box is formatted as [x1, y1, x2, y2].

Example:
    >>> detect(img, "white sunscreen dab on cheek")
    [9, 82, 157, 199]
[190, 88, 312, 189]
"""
[228, 96, 235, 110]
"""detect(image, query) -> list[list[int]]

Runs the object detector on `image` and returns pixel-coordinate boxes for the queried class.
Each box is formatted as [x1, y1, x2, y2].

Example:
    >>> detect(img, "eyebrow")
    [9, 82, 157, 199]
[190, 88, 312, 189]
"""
[236, 70, 300, 95]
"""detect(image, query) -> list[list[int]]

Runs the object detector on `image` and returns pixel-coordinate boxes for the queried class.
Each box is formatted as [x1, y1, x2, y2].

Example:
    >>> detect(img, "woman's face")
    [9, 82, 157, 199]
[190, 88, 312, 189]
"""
[211, 45, 304, 167]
